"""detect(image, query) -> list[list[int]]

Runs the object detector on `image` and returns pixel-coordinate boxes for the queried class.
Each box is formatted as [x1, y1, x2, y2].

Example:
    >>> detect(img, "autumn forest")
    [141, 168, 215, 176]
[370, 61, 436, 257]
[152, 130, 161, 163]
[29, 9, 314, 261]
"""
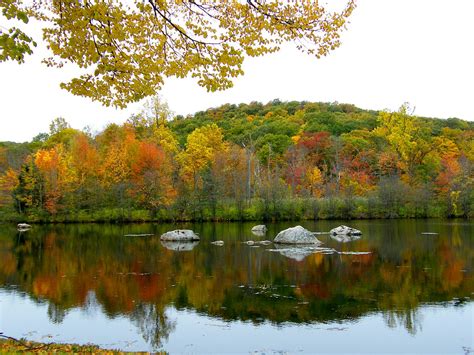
[0, 99, 473, 222]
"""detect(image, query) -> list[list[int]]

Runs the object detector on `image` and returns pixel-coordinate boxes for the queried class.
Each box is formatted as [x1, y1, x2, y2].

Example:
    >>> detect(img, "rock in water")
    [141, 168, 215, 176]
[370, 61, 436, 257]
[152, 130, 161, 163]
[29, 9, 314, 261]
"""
[160, 229, 200, 241]
[17, 223, 32, 231]
[251, 225, 267, 236]
[330, 225, 362, 236]
[273, 226, 322, 244]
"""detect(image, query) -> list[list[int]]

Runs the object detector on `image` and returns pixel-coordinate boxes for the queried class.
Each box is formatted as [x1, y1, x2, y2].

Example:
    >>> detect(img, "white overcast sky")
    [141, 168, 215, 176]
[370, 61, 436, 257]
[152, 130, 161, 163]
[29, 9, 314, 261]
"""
[1, 0, 473, 143]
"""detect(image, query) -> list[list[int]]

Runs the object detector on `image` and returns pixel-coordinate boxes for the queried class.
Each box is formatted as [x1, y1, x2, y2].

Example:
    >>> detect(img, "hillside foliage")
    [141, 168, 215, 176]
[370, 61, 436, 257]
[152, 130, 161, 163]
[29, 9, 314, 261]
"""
[0, 100, 473, 221]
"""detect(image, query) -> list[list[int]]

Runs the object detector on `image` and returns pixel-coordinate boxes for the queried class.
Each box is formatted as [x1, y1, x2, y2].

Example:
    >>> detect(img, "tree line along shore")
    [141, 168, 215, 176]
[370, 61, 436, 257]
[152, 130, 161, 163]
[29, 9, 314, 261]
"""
[0, 100, 472, 223]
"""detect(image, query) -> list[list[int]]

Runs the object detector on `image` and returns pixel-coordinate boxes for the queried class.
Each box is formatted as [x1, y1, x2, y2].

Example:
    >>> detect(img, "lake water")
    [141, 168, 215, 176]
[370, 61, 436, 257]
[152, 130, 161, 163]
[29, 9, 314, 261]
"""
[0, 220, 472, 353]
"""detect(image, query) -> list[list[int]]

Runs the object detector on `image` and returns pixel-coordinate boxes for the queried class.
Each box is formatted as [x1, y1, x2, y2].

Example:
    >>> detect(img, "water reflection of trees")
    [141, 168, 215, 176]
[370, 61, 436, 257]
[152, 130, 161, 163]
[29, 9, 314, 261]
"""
[47, 302, 67, 324]
[0, 222, 472, 346]
[383, 309, 422, 336]
[130, 303, 176, 349]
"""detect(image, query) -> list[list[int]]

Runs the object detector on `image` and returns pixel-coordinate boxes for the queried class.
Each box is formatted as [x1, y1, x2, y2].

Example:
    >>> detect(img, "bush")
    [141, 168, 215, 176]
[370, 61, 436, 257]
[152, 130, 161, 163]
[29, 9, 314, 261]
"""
[130, 209, 151, 222]
[243, 204, 260, 221]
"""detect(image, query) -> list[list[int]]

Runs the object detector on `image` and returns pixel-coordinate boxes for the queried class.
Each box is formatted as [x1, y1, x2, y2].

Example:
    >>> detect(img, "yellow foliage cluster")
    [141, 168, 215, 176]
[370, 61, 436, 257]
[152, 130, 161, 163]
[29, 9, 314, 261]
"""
[6, 0, 357, 106]
[177, 123, 228, 185]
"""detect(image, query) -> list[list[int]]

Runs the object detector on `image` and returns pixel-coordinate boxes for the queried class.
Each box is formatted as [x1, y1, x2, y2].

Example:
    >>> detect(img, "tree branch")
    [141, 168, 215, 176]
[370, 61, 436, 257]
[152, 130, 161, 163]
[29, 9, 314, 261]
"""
[147, 0, 220, 46]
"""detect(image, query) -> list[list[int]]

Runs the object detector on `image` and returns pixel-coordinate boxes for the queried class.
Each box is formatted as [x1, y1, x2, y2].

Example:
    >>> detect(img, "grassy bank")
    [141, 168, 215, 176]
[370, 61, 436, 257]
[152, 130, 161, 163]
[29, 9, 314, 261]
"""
[0, 337, 142, 354]
[1, 196, 470, 223]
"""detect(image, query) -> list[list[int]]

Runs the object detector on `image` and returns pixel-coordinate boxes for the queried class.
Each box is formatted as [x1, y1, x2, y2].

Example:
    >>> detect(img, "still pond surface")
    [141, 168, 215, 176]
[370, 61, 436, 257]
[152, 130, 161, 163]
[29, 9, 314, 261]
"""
[0, 220, 473, 353]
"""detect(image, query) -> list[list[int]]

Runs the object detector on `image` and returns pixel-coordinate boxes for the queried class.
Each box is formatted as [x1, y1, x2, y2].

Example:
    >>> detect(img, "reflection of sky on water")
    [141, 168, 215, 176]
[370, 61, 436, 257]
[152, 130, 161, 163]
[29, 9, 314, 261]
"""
[0, 290, 147, 351]
[1, 289, 472, 353]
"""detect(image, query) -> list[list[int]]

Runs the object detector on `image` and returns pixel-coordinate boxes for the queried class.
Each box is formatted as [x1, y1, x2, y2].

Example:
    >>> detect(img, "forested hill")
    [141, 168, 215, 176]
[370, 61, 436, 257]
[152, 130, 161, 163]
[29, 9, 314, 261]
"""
[0, 100, 473, 222]
[170, 99, 472, 145]
[172, 100, 381, 144]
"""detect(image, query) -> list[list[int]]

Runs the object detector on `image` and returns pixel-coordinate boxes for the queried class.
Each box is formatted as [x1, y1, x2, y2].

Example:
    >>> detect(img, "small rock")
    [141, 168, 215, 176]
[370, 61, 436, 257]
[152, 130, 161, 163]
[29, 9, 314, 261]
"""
[160, 229, 200, 241]
[211, 240, 224, 246]
[251, 225, 267, 236]
[17, 223, 31, 231]
[245, 240, 255, 246]
[251, 225, 267, 232]
[330, 225, 362, 236]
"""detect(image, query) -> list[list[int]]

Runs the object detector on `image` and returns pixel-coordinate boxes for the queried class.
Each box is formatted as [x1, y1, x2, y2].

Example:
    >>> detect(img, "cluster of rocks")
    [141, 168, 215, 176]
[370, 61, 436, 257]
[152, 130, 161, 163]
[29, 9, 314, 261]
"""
[158, 224, 365, 259]
[269, 224, 364, 260]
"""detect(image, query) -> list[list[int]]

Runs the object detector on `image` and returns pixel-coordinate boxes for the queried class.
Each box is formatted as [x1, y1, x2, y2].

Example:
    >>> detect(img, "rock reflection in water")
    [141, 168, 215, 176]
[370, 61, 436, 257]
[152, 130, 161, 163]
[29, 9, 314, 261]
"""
[251, 230, 266, 237]
[268, 244, 336, 261]
[330, 234, 361, 243]
[160, 240, 199, 251]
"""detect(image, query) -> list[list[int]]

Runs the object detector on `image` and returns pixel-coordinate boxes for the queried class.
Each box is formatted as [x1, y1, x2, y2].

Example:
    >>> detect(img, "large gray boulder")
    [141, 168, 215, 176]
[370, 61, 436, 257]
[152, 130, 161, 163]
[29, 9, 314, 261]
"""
[160, 229, 200, 241]
[273, 225, 322, 245]
[330, 225, 362, 237]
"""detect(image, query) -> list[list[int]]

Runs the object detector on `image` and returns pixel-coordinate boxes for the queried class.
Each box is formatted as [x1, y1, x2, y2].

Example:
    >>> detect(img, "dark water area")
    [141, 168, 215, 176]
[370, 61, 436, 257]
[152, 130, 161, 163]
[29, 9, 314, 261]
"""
[0, 220, 473, 353]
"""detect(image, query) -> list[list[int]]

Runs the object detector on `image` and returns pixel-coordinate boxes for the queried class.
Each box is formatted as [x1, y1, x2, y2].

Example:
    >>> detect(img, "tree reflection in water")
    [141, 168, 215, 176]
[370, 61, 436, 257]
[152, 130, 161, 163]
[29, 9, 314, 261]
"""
[130, 303, 176, 349]
[0, 220, 472, 348]
[383, 309, 422, 336]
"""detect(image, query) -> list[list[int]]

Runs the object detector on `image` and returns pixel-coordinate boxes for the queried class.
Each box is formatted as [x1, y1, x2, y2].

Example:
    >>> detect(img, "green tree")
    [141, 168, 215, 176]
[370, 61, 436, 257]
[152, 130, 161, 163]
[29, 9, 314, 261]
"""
[0, 0, 36, 63]
[375, 104, 433, 183]
[49, 117, 70, 135]
[177, 123, 228, 188]
[13, 156, 44, 213]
